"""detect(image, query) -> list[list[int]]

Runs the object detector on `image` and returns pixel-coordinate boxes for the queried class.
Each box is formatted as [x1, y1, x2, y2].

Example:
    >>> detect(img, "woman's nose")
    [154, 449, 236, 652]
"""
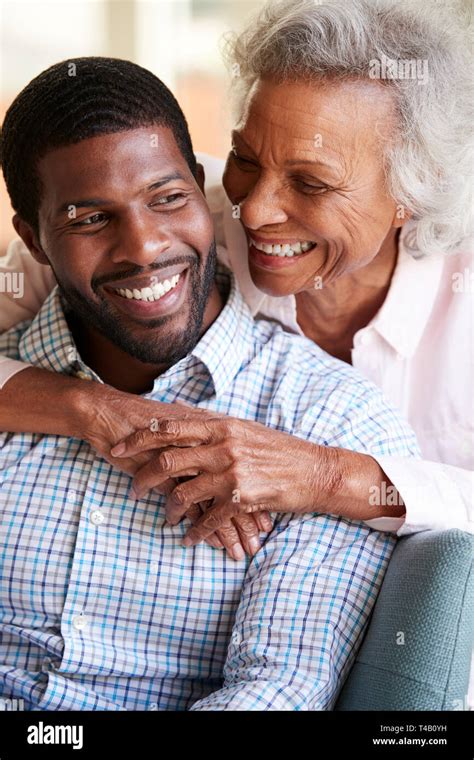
[239, 177, 288, 230]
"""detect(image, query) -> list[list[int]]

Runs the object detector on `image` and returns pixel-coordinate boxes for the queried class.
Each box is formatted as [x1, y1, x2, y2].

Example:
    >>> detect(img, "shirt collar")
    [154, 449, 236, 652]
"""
[367, 221, 444, 357]
[19, 287, 101, 381]
[17, 265, 257, 398]
[190, 265, 257, 397]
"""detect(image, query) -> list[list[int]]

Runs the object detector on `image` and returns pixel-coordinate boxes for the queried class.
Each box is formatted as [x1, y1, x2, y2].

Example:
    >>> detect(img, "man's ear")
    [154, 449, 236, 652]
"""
[195, 162, 206, 196]
[12, 214, 49, 265]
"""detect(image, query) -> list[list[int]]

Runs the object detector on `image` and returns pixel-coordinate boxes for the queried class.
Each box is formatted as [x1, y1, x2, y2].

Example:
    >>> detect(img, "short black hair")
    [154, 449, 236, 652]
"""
[0, 57, 197, 233]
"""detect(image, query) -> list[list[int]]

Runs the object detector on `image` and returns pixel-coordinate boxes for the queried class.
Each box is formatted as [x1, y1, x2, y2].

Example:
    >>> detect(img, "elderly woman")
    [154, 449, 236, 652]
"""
[0, 5, 472, 545]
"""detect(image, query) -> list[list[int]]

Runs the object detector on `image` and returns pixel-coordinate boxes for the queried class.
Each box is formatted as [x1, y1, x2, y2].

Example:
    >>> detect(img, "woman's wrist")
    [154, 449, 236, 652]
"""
[315, 446, 406, 521]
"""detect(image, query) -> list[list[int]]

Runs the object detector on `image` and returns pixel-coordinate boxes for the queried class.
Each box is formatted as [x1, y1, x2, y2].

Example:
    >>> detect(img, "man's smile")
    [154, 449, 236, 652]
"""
[103, 265, 189, 321]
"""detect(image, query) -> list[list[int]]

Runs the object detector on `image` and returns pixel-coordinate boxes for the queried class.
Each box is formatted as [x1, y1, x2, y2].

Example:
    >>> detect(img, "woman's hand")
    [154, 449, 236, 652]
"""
[78, 383, 271, 558]
[110, 413, 341, 545]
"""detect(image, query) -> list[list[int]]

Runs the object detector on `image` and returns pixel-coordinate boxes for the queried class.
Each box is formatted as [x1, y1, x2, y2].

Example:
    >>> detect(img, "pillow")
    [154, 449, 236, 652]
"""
[335, 529, 474, 710]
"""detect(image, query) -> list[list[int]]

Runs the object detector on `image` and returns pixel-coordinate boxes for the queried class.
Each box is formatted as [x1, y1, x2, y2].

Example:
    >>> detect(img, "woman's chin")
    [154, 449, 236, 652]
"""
[247, 244, 322, 297]
[248, 263, 299, 297]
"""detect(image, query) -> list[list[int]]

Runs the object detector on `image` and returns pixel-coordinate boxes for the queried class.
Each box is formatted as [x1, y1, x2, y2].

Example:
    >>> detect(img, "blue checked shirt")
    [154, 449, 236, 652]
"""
[0, 266, 420, 711]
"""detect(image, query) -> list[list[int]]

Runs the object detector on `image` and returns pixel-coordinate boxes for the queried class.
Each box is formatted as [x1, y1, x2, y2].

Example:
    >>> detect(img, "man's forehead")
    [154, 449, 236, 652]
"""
[38, 126, 189, 190]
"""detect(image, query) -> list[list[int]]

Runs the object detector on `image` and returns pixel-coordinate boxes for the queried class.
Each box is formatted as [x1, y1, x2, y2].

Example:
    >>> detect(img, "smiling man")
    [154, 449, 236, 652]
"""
[0, 58, 419, 711]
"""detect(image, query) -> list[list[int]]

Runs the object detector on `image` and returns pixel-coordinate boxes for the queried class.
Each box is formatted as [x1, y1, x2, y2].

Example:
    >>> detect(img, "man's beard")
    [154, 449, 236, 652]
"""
[57, 241, 217, 366]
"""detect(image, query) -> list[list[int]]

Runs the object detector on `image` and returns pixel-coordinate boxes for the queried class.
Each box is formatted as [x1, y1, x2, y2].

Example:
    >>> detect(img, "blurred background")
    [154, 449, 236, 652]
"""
[0, 0, 267, 250]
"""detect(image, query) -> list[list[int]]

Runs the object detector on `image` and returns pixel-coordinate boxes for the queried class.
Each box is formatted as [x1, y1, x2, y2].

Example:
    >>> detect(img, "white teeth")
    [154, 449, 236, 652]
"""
[113, 273, 181, 301]
[250, 238, 315, 257]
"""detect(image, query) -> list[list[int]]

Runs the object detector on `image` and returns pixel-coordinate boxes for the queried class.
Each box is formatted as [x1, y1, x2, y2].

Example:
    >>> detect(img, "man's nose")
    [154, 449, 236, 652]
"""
[110, 213, 171, 266]
[238, 174, 288, 230]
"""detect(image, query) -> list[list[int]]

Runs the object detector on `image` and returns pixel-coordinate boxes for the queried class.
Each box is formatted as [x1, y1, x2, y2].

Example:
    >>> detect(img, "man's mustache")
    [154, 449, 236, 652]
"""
[91, 254, 198, 293]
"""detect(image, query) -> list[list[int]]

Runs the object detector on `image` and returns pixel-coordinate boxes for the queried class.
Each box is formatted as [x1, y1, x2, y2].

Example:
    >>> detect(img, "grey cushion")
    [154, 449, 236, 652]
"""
[335, 529, 474, 710]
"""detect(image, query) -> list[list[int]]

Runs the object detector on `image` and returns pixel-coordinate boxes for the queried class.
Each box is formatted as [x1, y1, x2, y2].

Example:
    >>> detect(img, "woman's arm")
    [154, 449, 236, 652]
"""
[0, 367, 271, 558]
[0, 366, 91, 437]
[111, 413, 473, 545]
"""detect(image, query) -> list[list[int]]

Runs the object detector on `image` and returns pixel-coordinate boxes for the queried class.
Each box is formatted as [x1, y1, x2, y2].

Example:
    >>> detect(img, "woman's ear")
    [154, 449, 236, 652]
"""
[195, 162, 206, 196]
[391, 204, 413, 229]
[12, 214, 49, 265]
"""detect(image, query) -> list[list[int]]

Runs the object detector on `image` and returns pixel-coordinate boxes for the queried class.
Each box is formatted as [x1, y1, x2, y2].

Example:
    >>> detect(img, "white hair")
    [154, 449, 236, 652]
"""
[223, 0, 473, 255]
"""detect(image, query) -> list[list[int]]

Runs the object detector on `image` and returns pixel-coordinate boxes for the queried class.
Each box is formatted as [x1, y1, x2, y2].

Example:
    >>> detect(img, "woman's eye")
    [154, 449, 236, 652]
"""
[295, 180, 327, 194]
[231, 148, 258, 169]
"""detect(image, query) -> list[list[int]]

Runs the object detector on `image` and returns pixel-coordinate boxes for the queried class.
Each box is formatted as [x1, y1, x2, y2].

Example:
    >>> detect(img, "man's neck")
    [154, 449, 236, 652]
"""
[295, 229, 399, 364]
[68, 282, 223, 394]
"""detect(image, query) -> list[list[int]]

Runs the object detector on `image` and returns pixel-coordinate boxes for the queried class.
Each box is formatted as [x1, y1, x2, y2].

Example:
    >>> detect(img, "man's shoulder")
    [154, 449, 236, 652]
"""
[245, 316, 419, 456]
[250, 314, 371, 391]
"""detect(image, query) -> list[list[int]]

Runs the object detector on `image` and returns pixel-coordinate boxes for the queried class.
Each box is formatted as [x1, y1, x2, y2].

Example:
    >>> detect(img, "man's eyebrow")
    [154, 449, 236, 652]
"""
[146, 172, 187, 191]
[55, 198, 110, 216]
[55, 173, 187, 216]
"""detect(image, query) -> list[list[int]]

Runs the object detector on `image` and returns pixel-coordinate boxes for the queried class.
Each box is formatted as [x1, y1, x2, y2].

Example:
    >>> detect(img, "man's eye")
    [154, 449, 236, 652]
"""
[152, 193, 187, 206]
[73, 213, 107, 227]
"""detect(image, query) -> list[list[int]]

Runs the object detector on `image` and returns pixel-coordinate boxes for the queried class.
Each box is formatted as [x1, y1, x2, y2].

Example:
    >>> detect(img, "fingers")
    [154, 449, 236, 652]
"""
[182, 501, 240, 547]
[165, 475, 225, 525]
[111, 417, 225, 457]
[254, 511, 273, 533]
[230, 513, 262, 557]
[186, 504, 223, 550]
[213, 520, 245, 562]
[130, 446, 229, 500]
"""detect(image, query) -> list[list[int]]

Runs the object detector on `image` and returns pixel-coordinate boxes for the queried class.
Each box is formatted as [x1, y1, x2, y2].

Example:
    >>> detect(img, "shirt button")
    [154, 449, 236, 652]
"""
[76, 371, 92, 381]
[43, 657, 54, 671]
[150, 561, 159, 573]
[72, 614, 88, 631]
[148, 703, 158, 711]
[90, 509, 105, 526]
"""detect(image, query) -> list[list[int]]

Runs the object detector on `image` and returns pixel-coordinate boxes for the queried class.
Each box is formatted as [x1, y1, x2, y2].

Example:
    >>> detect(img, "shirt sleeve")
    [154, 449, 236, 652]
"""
[0, 357, 32, 389]
[0, 238, 55, 331]
[0, 238, 55, 386]
[189, 511, 395, 711]
[366, 456, 474, 536]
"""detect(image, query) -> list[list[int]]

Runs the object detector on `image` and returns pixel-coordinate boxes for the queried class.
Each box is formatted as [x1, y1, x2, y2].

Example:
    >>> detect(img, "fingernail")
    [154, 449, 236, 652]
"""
[111, 443, 125, 456]
[182, 536, 193, 547]
[249, 537, 261, 555]
[232, 543, 245, 561]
